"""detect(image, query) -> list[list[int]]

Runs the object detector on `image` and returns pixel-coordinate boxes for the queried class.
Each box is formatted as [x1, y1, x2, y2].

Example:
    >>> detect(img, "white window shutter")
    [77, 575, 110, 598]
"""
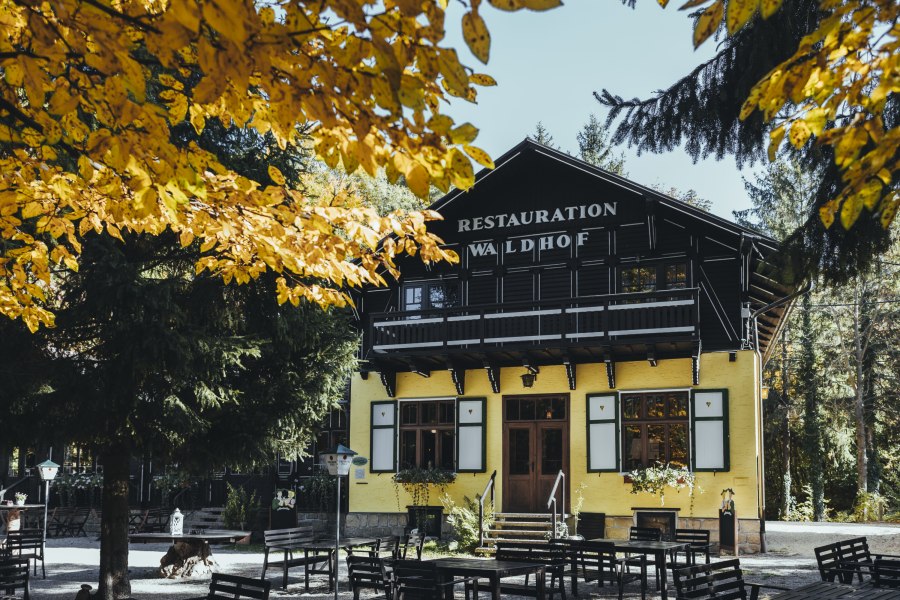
[587, 394, 619, 472]
[457, 398, 486, 472]
[370, 401, 396, 473]
[691, 390, 730, 471]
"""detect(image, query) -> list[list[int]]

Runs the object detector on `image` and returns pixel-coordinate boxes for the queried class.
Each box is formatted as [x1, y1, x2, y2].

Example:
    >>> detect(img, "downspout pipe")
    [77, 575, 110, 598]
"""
[750, 280, 813, 554]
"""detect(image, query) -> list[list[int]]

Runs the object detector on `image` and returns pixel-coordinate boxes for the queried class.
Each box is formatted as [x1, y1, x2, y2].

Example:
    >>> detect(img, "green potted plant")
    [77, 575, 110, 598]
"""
[627, 462, 698, 506]
[393, 466, 456, 537]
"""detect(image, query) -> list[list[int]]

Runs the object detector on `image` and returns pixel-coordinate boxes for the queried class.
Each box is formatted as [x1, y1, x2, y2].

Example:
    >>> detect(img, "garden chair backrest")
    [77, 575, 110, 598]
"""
[205, 573, 270, 600]
[873, 558, 900, 589]
[0, 559, 29, 600]
[630, 526, 662, 542]
[346, 555, 391, 600]
[672, 558, 747, 600]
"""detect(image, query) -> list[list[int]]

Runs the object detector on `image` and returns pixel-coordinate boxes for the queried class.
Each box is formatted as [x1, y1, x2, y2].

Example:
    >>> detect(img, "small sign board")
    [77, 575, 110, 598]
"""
[351, 456, 368, 466]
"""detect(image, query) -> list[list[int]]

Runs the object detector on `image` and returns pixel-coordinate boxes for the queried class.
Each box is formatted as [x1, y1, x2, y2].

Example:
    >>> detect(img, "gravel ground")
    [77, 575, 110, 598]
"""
[30, 521, 900, 600]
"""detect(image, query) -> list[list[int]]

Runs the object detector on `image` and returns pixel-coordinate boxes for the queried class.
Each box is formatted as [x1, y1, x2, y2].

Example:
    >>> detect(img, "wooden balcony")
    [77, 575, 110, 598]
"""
[364, 288, 700, 374]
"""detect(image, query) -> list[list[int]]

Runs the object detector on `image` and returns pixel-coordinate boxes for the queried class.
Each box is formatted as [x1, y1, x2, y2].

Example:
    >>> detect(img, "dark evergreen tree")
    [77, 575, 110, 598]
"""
[529, 121, 557, 148]
[599, 0, 893, 284]
[799, 293, 825, 520]
[577, 114, 627, 175]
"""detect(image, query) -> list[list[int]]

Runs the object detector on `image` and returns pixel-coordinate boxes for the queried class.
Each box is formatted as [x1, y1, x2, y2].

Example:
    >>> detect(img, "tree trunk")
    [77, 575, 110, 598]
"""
[852, 287, 868, 512]
[98, 447, 132, 600]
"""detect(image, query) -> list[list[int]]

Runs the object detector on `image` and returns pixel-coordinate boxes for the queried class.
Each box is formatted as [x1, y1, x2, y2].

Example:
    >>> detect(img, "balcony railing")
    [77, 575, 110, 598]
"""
[368, 288, 699, 354]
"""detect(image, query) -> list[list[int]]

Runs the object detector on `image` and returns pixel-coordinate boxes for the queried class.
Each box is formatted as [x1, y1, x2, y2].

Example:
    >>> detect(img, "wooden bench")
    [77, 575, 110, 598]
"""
[494, 542, 568, 600]
[672, 558, 789, 600]
[0, 559, 30, 600]
[188, 573, 270, 600]
[5, 530, 45, 579]
[815, 537, 900, 584]
[261, 525, 332, 591]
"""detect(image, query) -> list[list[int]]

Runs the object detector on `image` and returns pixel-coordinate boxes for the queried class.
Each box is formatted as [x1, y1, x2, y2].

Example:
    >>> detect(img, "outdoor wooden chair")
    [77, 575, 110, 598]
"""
[60, 507, 92, 537]
[672, 558, 788, 600]
[397, 532, 424, 560]
[814, 537, 900, 584]
[0, 558, 30, 600]
[188, 573, 270, 600]
[392, 559, 477, 600]
[493, 542, 568, 600]
[669, 529, 712, 568]
[5, 530, 45, 579]
[872, 558, 900, 589]
[372, 536, 401, 560]
[346, 554, 392, 600]
[570, 539, 646, 600]
[626, 526, 663, 588]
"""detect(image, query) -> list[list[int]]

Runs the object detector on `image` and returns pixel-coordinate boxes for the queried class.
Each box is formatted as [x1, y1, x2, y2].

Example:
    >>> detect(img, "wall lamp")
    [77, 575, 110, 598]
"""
[521, 364, 539, 388]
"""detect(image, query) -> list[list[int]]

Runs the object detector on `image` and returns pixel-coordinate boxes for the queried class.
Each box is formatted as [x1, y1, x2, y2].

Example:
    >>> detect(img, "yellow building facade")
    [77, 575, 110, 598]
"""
[347, 351, 765, 552]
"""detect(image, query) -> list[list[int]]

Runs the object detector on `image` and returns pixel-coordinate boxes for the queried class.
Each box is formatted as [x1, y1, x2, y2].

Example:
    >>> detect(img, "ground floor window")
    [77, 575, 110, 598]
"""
[398, 400, 455, 470]
[621, 391, 689, 470]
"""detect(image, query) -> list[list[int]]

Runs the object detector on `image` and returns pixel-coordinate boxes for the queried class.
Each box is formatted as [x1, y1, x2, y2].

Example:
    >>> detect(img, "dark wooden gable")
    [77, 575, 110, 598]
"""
[359, 139, 795, 377]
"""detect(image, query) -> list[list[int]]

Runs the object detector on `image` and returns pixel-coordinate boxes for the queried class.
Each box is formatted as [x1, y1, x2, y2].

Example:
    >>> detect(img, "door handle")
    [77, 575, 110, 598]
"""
[531, 461, 535, 473]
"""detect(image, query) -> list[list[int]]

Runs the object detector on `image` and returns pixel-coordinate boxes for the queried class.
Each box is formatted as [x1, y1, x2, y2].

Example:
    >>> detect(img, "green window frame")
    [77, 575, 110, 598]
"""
[456, 397, 486, 473]
[690, 389, 730, 472]
[370, 400, 397, 473]
[586, 394, 619, 472]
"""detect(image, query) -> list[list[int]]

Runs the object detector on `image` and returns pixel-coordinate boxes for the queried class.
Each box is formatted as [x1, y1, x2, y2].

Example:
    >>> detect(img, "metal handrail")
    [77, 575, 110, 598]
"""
[0, 476, 32, 502]
[546, 470, 565, 539]
[477, 470, 497, 547]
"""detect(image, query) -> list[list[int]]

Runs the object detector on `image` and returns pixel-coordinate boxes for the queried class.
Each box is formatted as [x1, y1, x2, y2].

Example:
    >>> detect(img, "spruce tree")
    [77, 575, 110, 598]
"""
[599, 0, 894, 284]
[799, 293, 825, 520]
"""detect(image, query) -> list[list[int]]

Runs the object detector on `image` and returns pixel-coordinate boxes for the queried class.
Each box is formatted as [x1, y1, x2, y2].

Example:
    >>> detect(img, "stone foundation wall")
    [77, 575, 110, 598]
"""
[344, 512, 410, 538]
[603, 515, 762, 554]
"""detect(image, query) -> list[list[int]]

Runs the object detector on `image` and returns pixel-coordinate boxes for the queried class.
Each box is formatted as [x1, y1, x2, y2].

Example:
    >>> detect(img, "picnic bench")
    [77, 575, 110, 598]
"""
[261, 525, 332, 591]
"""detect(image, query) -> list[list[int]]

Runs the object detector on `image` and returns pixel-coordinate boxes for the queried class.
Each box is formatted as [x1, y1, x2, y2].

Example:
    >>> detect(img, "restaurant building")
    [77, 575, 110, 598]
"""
[344, 140, 795, 553]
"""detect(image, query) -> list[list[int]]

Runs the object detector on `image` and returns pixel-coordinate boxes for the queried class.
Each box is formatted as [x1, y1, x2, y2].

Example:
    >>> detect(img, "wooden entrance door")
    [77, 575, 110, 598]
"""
[502, 395, 569, 513]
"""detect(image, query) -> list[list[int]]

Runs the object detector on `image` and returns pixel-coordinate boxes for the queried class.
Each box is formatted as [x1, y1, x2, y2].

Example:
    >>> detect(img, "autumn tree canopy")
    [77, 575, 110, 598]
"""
[0, 0, 564, 332]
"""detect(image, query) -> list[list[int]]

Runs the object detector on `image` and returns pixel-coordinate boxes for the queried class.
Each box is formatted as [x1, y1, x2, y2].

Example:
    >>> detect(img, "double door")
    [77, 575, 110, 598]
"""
[502, 394, 569, 513]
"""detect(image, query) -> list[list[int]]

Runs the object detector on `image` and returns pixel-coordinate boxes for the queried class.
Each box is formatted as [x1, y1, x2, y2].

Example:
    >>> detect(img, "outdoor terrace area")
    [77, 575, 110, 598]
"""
[20, 521, 900, 600]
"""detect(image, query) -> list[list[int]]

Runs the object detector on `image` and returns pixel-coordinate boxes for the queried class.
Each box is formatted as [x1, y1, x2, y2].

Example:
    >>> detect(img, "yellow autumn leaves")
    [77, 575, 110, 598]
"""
[683, 0, 899, 233]
[0, 0, 554, 331]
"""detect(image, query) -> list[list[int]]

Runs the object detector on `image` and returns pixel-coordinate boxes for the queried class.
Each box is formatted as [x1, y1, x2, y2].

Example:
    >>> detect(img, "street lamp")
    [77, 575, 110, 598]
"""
[319, 444, 357, 600]
[37, 459, 59, 543]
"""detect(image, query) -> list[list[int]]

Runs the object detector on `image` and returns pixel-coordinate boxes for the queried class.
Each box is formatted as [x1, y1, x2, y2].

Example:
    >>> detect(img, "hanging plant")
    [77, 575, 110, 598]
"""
[392, 467, 456, 508]
[627, 463, 698, 506]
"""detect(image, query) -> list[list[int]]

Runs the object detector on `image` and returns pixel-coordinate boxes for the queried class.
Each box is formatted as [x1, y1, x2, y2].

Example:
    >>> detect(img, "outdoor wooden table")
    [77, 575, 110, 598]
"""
[272, 537, 379, 591]
[768, 581, 900, 599]
[0, 504, 45, 531]
[589, 537, 690, 600]
[128, 529, 249, 578]
[429, 557, 547, 600]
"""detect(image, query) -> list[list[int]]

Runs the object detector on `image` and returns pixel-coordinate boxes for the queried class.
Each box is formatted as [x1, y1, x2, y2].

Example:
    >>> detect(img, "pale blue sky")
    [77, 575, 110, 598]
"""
[442, 1, 759, 220]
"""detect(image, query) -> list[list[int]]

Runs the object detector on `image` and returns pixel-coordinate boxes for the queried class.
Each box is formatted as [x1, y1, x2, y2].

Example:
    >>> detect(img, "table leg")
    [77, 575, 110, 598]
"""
[537, 568, 546, 600]
[659, 550, 669, 600]
[491, 574, 501, 600]
[302, 550, 309, 592]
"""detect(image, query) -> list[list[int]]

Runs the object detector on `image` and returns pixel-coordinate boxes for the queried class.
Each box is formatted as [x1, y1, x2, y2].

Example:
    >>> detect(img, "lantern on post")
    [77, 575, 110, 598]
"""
[37, 459, 59, 544]
[319, 444, 357, 600]
[170, 508, 184, 536]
